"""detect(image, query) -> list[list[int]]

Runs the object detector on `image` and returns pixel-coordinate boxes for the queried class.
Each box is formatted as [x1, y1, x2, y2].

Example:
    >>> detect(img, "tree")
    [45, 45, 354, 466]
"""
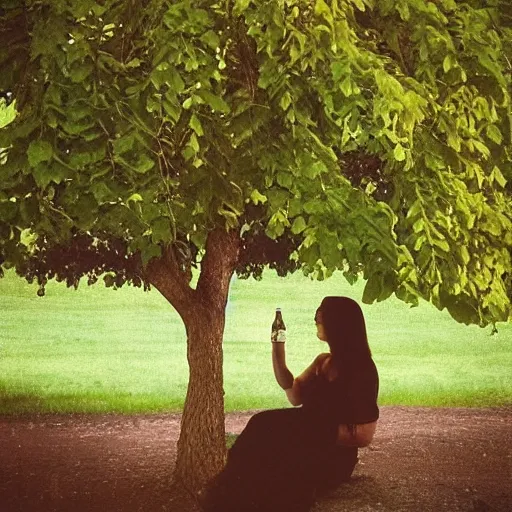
[1, 0, 511, 501]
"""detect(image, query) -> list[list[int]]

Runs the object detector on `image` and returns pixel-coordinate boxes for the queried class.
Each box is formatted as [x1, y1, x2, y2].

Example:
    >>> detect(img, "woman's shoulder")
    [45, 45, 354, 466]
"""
[315, 353, 331, 363]
[313, 352, 331, 368]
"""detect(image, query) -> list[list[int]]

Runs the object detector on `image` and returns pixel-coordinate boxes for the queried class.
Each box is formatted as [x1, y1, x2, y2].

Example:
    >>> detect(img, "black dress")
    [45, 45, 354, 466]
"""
[202, 358, 379, 512]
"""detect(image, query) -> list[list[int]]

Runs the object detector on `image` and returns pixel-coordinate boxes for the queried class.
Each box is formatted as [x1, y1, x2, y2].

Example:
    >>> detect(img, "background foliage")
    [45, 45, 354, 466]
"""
[0, 0, 511, 326]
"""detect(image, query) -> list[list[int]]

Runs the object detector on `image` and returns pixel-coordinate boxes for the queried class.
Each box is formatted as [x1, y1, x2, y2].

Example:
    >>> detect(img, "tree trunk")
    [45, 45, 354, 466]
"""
[145, 228, 240, 505]
[174, 305, 227, 495]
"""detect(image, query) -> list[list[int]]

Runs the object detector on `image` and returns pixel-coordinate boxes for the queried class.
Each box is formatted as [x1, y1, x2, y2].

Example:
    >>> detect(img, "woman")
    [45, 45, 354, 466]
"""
[202, 296, 379, 512]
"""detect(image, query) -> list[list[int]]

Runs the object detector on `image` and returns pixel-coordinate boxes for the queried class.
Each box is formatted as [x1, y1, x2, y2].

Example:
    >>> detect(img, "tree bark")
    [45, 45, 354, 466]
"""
[174, 304, 227, 497]
[145, 228, 240, 503]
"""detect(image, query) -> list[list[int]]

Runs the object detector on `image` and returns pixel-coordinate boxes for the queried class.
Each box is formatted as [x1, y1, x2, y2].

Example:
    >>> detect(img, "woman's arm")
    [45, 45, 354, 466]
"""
[272, 343, 294, 390]
[272, 347, 330, 406]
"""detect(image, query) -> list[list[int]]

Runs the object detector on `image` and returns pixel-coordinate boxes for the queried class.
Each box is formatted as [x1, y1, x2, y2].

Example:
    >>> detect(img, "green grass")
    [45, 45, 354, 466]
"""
[0, 268, 511, 414]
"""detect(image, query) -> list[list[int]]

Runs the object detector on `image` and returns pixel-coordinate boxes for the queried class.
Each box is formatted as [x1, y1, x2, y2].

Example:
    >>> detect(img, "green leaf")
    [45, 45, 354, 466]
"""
[351, 0, 366, 11]
[0, 200, 17, 222]
[198, 90, 230, 113]
[446, 298, 477, 325]
[151, 64, 185, 93]
[472, 140, 490, 159]
[134, 154, 155, 174]
[433, 238, 450, 252]
[490, 166, 507, 188]
[280, 91, 292, 111]
[142, 203, 161, 223]
[27, 141, 53, 167]
[314, 0, 333, 23]
[413, 218, 424, 233]
[20, 228, 38, 249]
[311, 160, 328, 178]
[104, 274, 115, 288]
[413, 235, 426, 251]
[288, 198, 303, 218]
[69, 151, 92, 170]
[393, 143, 406, 162]
[151, 216, 173, 243]
[362, 275, 383, 304]
[486, 124, 502, 145]
[299, 243, 321, 267]
[0, 99, 16, 128]
[141, 243, 162, 268]
[127, 193, 143, 204]
[69, 63, 94, 83]
[233, 0, 251, 17]
[189, 114, 204, 136]
[200, 30, 220, 50]
[331, 61, 350, 82]
[343, 271, 358, 285]
[291, 216, 307, 234]
[443, 54, 455, 73]
[303, 199, 324, 215]
[374, 69, 404, 98]
[112, 133, 135, 155]
[163, 94, 181, 122]
[250, 189, 267, 205]
[289, 43, 301, 65]
[218, 203, 240, 229]
[446, 129, 461, 152]
[32, 163, 58, 189]
[460, 245, 470, 265]
[182, 146, 196, 161]
[276, 172, 293, 189]
[20, 195, 39, 222]
[266, 189, 289, 210]
[126, 58, 142, 68]
[91, 181, 115, 204]
[189, 133, 200, 153]
[266, 210, 290, 239]
[169, 68, 185, 94]
[377, 272, 396, 302]
[61, 119, 95, 136]
[340, 77, 352, 97]
[72, 193, 98, 230]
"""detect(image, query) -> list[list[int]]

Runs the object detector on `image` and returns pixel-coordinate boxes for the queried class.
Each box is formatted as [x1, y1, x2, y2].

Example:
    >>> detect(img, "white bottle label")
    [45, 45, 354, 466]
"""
[275, 329, 286, 343]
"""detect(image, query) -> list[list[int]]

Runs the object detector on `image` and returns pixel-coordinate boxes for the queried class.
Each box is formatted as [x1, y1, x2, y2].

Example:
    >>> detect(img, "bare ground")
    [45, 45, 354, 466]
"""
[0, 406, 511, 512]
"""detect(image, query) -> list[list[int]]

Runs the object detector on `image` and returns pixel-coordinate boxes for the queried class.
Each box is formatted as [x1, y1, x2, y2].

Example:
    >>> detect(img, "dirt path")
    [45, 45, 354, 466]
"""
[0, 407, 510, 512]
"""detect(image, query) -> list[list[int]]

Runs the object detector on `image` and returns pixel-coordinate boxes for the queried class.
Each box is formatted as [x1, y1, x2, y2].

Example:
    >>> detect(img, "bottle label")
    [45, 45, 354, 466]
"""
[275, 329, 286, 343]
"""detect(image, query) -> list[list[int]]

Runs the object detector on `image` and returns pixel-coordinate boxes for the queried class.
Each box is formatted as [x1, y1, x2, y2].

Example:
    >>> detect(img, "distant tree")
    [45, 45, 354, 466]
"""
[1, 0, 511, 499]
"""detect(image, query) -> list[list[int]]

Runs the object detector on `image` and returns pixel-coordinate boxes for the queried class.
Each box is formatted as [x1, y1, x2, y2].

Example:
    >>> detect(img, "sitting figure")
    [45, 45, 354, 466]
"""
[202, 296, 379, 512]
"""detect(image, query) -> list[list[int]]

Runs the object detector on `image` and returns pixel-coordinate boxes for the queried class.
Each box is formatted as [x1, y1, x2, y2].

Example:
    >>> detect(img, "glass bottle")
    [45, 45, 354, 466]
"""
[271, 308, 286, 343]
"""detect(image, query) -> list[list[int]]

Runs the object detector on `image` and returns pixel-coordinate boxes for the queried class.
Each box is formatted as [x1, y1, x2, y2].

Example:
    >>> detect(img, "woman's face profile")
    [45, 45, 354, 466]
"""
[315, 309, 327, 342]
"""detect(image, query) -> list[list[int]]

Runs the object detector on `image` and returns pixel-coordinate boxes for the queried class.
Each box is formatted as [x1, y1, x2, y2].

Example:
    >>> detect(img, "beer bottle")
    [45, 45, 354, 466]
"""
[271, 308, 286, 343]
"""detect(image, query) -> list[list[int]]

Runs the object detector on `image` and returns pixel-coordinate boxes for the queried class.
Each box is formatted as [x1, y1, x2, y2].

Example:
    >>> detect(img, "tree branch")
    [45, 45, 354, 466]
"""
[196, 228, 241, 310]
[145, 244, 196, 319]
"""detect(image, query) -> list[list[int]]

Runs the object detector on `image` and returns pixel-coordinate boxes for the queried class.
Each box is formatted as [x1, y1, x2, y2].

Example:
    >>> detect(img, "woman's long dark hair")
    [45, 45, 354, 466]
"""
[318, 296, 372, 372]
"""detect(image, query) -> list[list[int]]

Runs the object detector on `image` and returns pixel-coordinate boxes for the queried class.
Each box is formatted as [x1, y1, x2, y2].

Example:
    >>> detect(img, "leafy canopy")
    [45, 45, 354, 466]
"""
[0, 0, 511, 326]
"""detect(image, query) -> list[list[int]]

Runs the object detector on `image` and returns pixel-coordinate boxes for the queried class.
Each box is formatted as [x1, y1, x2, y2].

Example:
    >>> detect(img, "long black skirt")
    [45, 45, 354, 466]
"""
[202, 408, 358, 512]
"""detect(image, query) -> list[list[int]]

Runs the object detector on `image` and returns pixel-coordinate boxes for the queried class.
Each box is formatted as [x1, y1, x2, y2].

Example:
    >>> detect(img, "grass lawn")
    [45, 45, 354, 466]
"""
[0, 268, 510, 414]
